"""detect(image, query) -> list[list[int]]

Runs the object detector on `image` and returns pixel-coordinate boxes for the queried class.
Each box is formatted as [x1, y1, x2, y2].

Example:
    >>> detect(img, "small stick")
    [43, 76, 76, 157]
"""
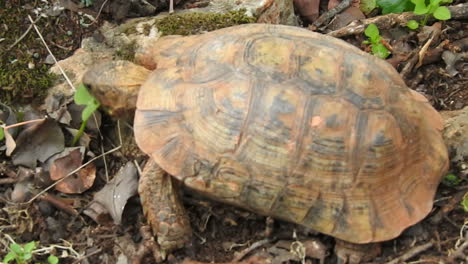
[385, 241, 433, 264]
[38, 193, 79, 216]
[232, 238, 273, 262]
[27, 15, 75, 92]
[311, 0, 352, 29]
[7, 16, 41, 51]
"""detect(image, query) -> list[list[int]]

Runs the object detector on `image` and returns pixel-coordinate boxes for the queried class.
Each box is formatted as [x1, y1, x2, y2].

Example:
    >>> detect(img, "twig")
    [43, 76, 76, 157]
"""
[430, 189, 466, 225]
[311, 0, 352, 29]
[89, 0, 109, 26]
[27, 15, 75, 92]
[385, 241, 433, 264]
[232, 238, 274, 262]
[71, 248, 102, 264]
[38, 193, 79, 216]
[2, 118, 46, 130]
[0, 178, 18, 185]
[327, 3, 468, 38]
[448, 221, 468, 261]
[7, 16, 41, 50]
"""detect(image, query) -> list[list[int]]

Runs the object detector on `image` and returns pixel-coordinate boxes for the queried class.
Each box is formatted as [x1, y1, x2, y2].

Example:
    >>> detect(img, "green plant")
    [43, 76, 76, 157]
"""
[462, 192, 468, 212]
[377, 0, 413, 14]
[407, 0, 452, 29]
[72, 84, 100, 146]
[3, 241, 36, 264]
[2, 241, 60, 264]
[442, 173, 461, 187]
[0, 122, 4, 141]
[363, 24, 391, 59]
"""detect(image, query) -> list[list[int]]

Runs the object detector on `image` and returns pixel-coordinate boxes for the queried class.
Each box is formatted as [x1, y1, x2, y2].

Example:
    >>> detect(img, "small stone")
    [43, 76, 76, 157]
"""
[44, 54, 55, 64]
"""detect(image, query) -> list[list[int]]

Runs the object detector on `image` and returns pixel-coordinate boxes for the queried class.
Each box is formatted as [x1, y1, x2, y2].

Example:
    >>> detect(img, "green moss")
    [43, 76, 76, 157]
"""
[115, 40, 138, 61]
[0, 62, 56, 104]
[0, 0, 69, 106]
[155, 9, 256, 36]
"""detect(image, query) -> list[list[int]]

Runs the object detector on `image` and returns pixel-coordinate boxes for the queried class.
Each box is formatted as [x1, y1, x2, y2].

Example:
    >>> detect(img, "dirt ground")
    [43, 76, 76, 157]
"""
[0, 0, 467, 263]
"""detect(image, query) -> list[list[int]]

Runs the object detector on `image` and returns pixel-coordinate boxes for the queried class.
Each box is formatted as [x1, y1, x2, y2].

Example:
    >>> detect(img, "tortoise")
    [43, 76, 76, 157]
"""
[83, 23, 449, 263]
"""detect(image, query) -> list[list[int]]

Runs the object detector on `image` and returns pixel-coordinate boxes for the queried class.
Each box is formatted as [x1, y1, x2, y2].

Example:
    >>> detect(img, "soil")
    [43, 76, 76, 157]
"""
[0, 0, 467, 264]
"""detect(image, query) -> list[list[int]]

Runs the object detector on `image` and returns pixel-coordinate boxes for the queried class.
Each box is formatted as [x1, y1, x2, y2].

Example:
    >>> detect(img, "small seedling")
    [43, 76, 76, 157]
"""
[2, 241, 60, 264]
[442, 173, 461, 187]
[462, 192, 468, 212]
[363, 24, 391, 59]
[407, 0, 452, 29]
[3, 241, 36, 264]
[72, 84, 100, 146]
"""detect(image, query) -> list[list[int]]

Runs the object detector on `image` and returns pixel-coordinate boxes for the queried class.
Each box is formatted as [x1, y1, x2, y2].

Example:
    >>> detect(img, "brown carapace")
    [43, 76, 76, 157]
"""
[84, 23, 448, 260]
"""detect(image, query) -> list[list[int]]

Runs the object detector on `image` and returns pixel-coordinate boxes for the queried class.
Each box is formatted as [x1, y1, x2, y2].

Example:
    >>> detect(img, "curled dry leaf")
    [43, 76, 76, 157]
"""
[12, 118, 65, 168]
[50, 148, 96, 194]
[84, 161, 138, 225]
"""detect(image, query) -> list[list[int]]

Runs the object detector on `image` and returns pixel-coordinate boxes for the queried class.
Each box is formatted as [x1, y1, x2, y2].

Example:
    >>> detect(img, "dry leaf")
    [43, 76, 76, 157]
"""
[50, 148, 96, 194]
[84, 161, 138, 225]
[4, 128, 16, 156]
[12, 118, 65, 168]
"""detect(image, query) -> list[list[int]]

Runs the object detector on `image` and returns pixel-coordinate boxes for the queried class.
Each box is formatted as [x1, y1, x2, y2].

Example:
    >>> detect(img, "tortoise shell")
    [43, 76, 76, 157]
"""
[133, 24, 448, 244]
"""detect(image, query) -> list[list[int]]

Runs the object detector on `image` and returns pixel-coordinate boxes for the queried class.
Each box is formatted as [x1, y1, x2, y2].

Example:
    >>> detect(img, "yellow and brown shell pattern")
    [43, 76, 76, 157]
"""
[134, 24, 449, 244]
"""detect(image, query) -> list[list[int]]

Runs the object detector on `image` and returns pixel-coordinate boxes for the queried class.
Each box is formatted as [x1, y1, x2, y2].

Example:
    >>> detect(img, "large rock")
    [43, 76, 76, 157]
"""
[196, 0, 298, 25]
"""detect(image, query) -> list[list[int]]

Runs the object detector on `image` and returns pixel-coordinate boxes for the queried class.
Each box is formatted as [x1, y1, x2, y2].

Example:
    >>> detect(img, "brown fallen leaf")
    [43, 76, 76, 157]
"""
[50, 148, 96, 194]
[12, 118, 65, 168]
[84, 161, 138, 225]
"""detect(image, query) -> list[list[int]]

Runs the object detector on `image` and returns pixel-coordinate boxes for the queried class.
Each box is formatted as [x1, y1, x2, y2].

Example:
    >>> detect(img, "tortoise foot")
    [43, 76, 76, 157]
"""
[139, 159, 192, 261]
[334, 240, 380, 264]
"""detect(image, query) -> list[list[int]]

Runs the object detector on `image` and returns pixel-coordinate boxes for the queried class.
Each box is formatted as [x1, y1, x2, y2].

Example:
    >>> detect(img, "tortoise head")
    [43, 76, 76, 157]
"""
[82, 60, 151, 119]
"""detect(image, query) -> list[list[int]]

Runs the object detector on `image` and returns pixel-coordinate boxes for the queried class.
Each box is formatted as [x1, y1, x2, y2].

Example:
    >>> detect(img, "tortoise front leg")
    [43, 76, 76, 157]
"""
[138, 159, 192, 261]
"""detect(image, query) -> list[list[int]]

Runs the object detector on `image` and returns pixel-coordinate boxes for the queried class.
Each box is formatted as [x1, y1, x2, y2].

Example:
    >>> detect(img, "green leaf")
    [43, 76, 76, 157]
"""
[74, 84, 100, 122]
[462, 192, 468, 212]
[411, 0, 429, 14]
[0, 127, 4, 140]
[23, 241, 36, 253]
[10, 243, 24, 254]
[3, 252, 16, 263]
[377, 0, 411, 14]
[430, 0, 443, 6]
[442, 173, 461, 186]
[364, 24, 380, 42]
[433, 6, 451, 20]
[407, 20, 420, 29]
[48, 255, 59, 264]
[360, 0, 377, 14]
[23, 252, 32, 260]
[74, 84, 95, 105]
[371, 43, 391, 59]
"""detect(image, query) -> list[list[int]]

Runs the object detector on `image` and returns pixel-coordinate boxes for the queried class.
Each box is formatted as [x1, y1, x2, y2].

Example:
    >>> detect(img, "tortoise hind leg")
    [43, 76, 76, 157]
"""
[138, 159, 192, 261]
[334, 240, 381, 264]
